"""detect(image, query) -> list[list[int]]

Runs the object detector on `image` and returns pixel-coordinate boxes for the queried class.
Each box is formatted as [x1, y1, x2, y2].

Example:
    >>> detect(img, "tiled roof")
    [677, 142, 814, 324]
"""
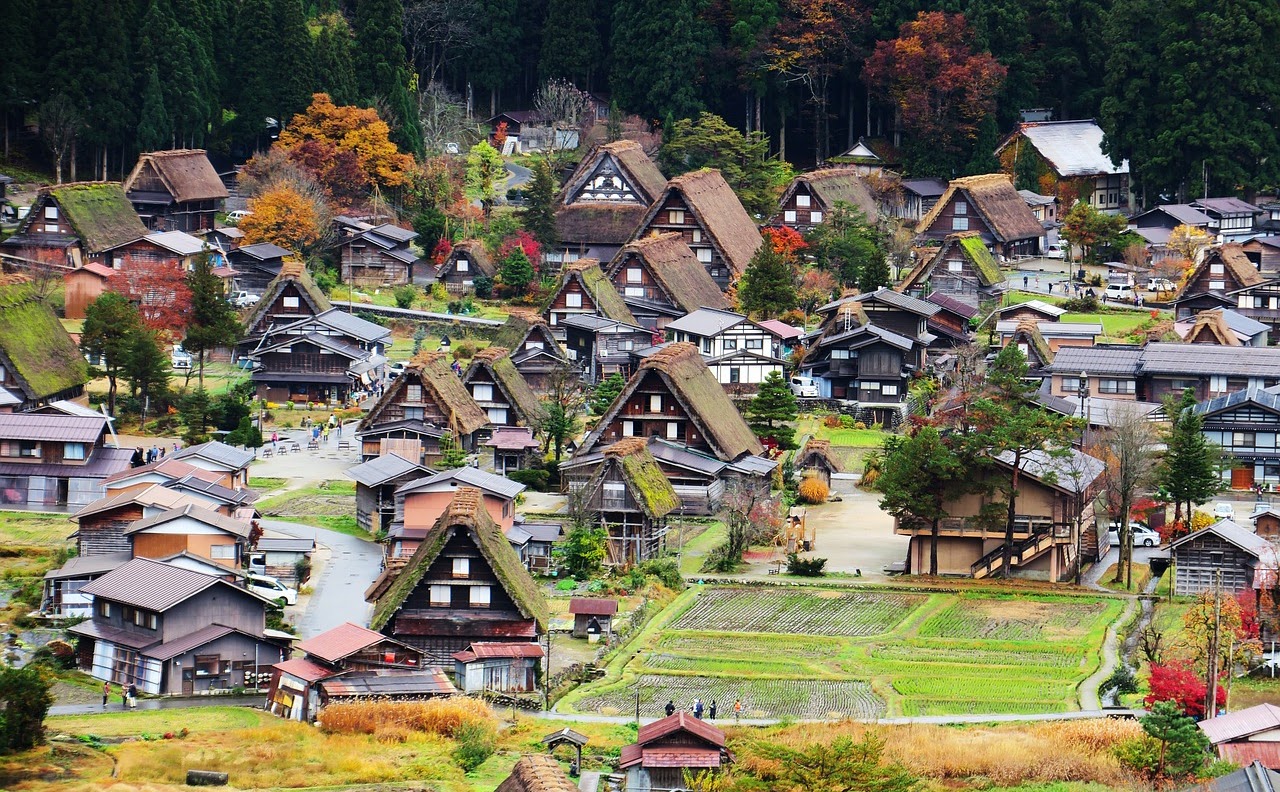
[569, 598, 618, 616]
[1169, 519, 1277, 563]
[173, 440, 255, 470]
[1044, 346, 1144, 376]
[81, 557, 236, 610]
[75, 483, 204, 520]
[0, 413, 104, 443]
[665, 307, 748, 337]
[43, 551, 131, 580]
[345, 453, 429, 488]
[1194, 197, 1264, 216]
[994, 448, 1104, 494]
[297, 621, 387, 664]
[397, 466, 526, 500]
[123, 503, 251, 538]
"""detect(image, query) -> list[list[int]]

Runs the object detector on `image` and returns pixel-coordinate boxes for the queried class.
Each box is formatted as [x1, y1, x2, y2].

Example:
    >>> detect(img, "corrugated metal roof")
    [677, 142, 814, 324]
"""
[1012, 120, 1128, 177]
[75, 483, 205, 520]
[274, 656, 335, 683]
[123, 503, 252, 538]
[81, 557, 259, 611]
[146, 230, 208, 256]
[997, 300, 1067, 318]
[297, 621, 387, 664]
[44, 551, 131, 580]
[995, 448, 1104, 494]
[757, 319, 804, 340]
[68, 619, 160, 650]
[0, 445, 133, 479]
[0, 413, 104, 442]
[1170, 519, 1277, 564]
[636, 712, 726, 749]
[484, 427, 540, 450]
[996, 320, 1101, 337]
[397, 466, 526, 500]
[173, 440, 255, 471]
[1201, 704, 1280, 744]
[312, 308, 392, 343]
[319, 668, 456, 698]
[455, 642, 544, 659]
[1044, 346, 1144, 375]
[665, 308, 749, 337]
[1194, 197, 1264, 216]
[569, 598, 618, 616]
[104, 456, 202, 485]
[345, 453, 431, 488]
[254, 537, 315, 553]
[519, 522, 562, 543]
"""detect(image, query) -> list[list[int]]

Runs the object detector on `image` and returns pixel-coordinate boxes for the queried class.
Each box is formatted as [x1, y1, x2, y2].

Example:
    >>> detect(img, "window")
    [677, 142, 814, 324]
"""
[456, 258, 469, 272]
[144, 612, 158, 629]
[796, 194, 811, 208]
[830, 349, 850, 359]
[723, 339, 737, 350]
[617, 339, 633, 351]
[948, 260, 964, 272]
[882, 384, 900, 396]
[603, 482, 626, 505]
[626, 267, 642, 283]
[45, 224, 58, 233]
[1233, 432, 1256, 448]
[811, 211, 824, 223]
[209, 544, 235, 559]
[691, 229, 702, 243]
[429, 585, 451, 606]
[1210, 375, 1228, 393]
[44, 205, 58, 220]
[729, 367, 740, 384]
[1210, 280, 1226, 291]
[469, 586, 491, 607]
[403, 406, 424, 421]
[623, 420, 635, 436]
[861, 381, 881, 391]
[1099, 379, 1136, 395]
[669, 209, 685, 224]
[97, 600, 111, 618]
[954, 201, 968, 215]
[624, 286, 644, 297]
[702, 338, 712, 353]
[472, 384, 493, 401]
[487, 407, 507, 423]
[649, 395, 662, 413]
[282, 296, 299, 309]
[406, 384, 422, 402]
[746, 338, 763, 350]
[565, 292, 583, 308]
[784, 210, 797, 223]
[195, 655, 221, 676]
[1169, 379, 1197, 392]
[63, 443, 85, 461]
[666, 422, 679, 439]
[1018, 343, 1029, 357]
[1060, 377, 1082, 392]
[1210, 263, 1225, 275]
[452, 558, 470, 578]
[952, 216, 969, 231]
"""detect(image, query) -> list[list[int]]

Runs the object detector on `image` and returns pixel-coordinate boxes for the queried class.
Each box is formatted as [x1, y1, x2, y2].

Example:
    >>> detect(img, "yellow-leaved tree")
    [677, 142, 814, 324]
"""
[240, 186, 321, 252]
[277, 93, 413, 203]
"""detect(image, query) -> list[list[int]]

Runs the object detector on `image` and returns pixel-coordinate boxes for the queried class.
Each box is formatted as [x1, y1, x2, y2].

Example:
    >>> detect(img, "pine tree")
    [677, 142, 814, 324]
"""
[857, 254, 891, 293]
[738, 242, 796, 318]
[877, 426, 969, 576]
[353, 0, 423, 154]
[745, 370, 798, 448]
[272, 0, 314, 123]
[136, 67, 171, 153]
[605, 100, 622, 142]
[183, 252, 242, 388]
[500, 248, 535, 296]
[610, 0, 708, 121]
[1137, 701, 1210, 780]
[1158, 389, 1221, 526]
[470, 0, 521, 115]
[81, 292, 143, 417]
[522, 158, 559, 250]
[123, 329, 171, 416]
[541, 0, 600, 85]
[231, 0, 280, 145]
[590, 372, 625, 415]
[314, 17, 359, 106]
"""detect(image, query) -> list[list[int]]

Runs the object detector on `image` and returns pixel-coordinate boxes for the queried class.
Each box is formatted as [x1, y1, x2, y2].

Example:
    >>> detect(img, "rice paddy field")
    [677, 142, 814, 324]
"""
[562, 586, 1123, 719]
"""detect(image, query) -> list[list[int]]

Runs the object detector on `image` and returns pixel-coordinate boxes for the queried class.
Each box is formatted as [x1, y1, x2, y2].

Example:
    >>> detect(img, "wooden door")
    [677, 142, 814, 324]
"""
[1232, 467, 1255, 490]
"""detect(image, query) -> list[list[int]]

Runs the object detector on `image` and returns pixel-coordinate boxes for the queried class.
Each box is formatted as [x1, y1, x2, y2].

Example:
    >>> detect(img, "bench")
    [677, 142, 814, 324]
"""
[307, 440, 319, 450]
[337, 440, 351, 451]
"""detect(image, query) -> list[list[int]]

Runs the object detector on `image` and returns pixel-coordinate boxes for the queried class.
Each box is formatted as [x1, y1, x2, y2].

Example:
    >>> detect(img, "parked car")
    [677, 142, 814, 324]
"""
[1213, 502, 1236, 520]
[229, 290, 260, 308]
[246, 574, 297, 607]
[1146, 277, 1176, 293]
[225, 209, 252, 225]
[386, 361, 406, 380]
[1106, 523, 1160, 547]
[1104, 282, 1134, 301]
[171, 345, 192, 371]
[1044, 244, 1065, 259]
[789, 376, 819, 398]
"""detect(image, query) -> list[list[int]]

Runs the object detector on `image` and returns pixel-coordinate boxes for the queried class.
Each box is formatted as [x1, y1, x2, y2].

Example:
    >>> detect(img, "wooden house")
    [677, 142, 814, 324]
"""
[238, 261, 332, 349]
[996, 299, 1066, 324]
[552, 140, 667, 265]
[898, 231, 1007, 309]
[171, 441, 255, 490]
[1172, 244, 1278, 332]
[74, 484, 211, 556]
[894, 178, 948, 223]
[1193, 387, 1280, 490]
[1177, 309, 1269, 347]
[794, 438, 841, 487]
[1192, 197, 1264, 242]
[607, 233, 729, 330]
[383, 467, 525, 561]
[463, 347, 548, 430]
[436, 240, 496, 294]
[336, 223, 422, 286]
[40, 552, 132, 619]
[1242, 236, 1280, 275]
[631, 168, 764, 291]
[565, 437, 681, 564]
[543, 257, 638, 338]
[227, 243, 294, 294]
[495, 754, 578, 792]
[451, 641, 545, 694]
[995, 121, 1130, 213]
[768, 168, 879, 233]
[483, 426, 541, 475]
[70, 557, 289, 695]
[0, 412, 132, 513]
[1169, 519, 1278, 596]
[247, 536, 314, 586]
[0, 277, 90, 410]
[247, 317, 387, 405]
[1003, 320, 1055, 372]
[893, 447, 1105, 581]
[1046, 343, 1280, 406]
[63, 263, 116, 320]
[346, 453, 435, 535]
[924, 293, 978, 349]
[490, 310, 569, 391]
[800, 289, 939, 425]
[367, 486, 548, 664]
[1200, 705, 1280, 768]
[125, 503, 254, 568]
[620, 713, 731, 791]
[662, 308, 787, 393]
[995, 320, 1100, 357]
[560, 314, 655, 385]
[124, 149, 228, 232]
[1253, 508, 1280, 540]
[915, 174, 1045, 260]
[0, 182, 148, 269]
[569, 598, 617, 639]
[830, 136, 899, 173]
[103, 457, 222, 497]
[356, 351, 489, 465]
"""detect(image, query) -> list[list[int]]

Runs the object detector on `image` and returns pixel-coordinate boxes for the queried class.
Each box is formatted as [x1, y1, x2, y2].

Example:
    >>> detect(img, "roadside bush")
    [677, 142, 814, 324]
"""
[393, 285, 418, 309]
[785, 553, 827, 576]
[320, 698, 492, 737]
[839, 414, 857, 429]
[797, 477, 829, 504]
[430, 282, 449, 301]
[1062, 295, 1099, 313]
[452, 720, 497, 771]
[508, 468, 549, 490]
[635, 558, 683, 591]
[451, 341, 477, 360]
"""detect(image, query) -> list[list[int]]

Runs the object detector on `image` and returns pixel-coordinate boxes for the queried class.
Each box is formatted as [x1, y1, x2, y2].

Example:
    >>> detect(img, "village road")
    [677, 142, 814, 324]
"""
[262, 518, 381, 638]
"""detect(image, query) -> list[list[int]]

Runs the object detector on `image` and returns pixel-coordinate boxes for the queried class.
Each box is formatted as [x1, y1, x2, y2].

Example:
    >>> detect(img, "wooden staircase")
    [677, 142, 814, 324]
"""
[971, 531, 1055, 579]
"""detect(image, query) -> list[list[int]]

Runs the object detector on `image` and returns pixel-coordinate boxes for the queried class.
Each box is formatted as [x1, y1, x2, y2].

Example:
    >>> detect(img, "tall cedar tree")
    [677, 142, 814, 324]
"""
[136, 67, 170, 153]
[233, 0, 311, 147]
[590, 372, 625, 415]
[81, 293, 143, 417]
[877, 424, 969, 576]
[659, 113, 792, 218]
[272, 0, 315, 125]
[0, 0, 40, 159]
[353, 0, 422, 154]
[500, 248, 535, 295]
[610, 0, 708, 122]
[522, 158, 560, 250]
[184, 253, 242, 387]
[745, 370, 798, 448]
[313, 16, 359, 106]
[541, 0, 600, 86]
[470, 0, 521, 115]
[1158, 389, 1221, 526]
[968, 345, 1077, 577]
[738, 242, 796, 318]
[806, 202, 884, 287]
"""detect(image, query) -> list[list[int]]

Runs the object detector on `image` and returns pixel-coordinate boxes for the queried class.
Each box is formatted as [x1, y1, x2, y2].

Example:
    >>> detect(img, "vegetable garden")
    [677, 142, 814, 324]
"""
[560, 586, 1123, 719]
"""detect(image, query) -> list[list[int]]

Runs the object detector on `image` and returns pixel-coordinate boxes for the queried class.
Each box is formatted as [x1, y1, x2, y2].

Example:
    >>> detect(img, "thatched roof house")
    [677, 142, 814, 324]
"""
[607, 233, 728, 328]
[463, 347, 547, 427]
[436, 240, 496, 294]
[554, 140, 666, 262]
[357, 351, 489, 462]
[898, 231, 1006, 309]
[916, 174, 1043, 257]
[1007, 320, 1054, 370]
[125, 150, 228, 203]
[600, 438, 681, 518]
[495, 755, 578, 792]
[242, 260, 332, 339]
[0, 276, 90, 408]
[795, 438, 842, 485]
[769, 168, 880, 231]
[544, 258, 637, 330]
[1, 182, 148, 267]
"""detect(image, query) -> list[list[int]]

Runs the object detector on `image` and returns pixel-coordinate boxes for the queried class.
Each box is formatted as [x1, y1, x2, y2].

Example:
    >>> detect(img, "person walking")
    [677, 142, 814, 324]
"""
[271, 431, 278, 452]
[322, 424, 330, 444]
[693, 698, 704, 719]
[1023, 275, 1028, 289]
[120, 684, 128, 708]
[665, 700, 675, 717]
[733, 699, 742, 722]
[1047, 282, 1053, 294]
[102, 681, 111, 709]
[709, 700, 717, 720]
[127, 682, 138, 709]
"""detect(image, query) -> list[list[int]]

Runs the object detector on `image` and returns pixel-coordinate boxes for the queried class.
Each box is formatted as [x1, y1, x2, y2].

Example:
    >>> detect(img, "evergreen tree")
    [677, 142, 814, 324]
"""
[858, 254, 892, 293]
[136, 0, 214, 147]
[500, 248, 535, 296]
[0, 0, 40, 159]
[738, 242, 796, 319]
[605, 100, 622, 142]
[963, 115, 1002, 176]
[541, 0, 600, 86]
[470, 0, 521, 115]
[272, 0, 314, 123]
[610, 0, 708, 121]
[232, 0, 285, 146]
[0, 665, 55, 752]
[136, 67, 171, 154]
[590, 372, 625, 415]
[80, 292, 143, 417]
[745, 370, 798, 448]
[806, 202, 884, 287]
[183, 253, 242, 388]
[1158, 389, 1221, 526]
[877, 425, 969, 576]
[522, 158, 559, 250]
[313, 17, 359, 106]
[440, 432, 468, 468]
[354, 0, 422, 154]
[658, 112, 791, 217]
[123, 329, 171, 416]
[178, 388, 213, 445]
[1134, 701, 1210, 781]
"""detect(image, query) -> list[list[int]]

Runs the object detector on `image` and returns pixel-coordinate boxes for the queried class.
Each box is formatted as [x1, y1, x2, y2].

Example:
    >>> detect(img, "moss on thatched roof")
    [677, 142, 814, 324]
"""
[359, 351, 489, 437]
[1013, 320, 1054, 366]
[493, 309, 560, 354]
[916, 174, 1043, 242]
[466, 347, 547, 425]
[639, 343, 762, 459]
[244, 260, 331, 332]
[369, 487, 547, 631]
[559, 259, 636, 324]
[603, 438, 681, 518]
[796, 438, 842, 473]
[0, 277, 90, 399]
[46, 182, 148, 254]
[441, 239, 496, 278]
[957, 234, 1003, 286]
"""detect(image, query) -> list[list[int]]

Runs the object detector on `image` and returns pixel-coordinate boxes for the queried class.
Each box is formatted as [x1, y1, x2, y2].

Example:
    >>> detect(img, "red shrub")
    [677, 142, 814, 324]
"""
[1144, 662, 1224, 718]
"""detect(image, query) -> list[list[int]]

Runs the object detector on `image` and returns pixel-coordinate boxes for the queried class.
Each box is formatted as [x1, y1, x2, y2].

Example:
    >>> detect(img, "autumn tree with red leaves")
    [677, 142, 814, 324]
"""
[107, 259, 192, 339]
[863, 12, 1006, 174]
[1145, 662, 1223, 718]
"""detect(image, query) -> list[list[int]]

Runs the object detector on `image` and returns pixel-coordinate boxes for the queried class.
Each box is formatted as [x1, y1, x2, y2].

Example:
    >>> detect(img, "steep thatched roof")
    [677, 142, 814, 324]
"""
[562, 140, 666, 206]
[369, 487, 547, 631]
[493, 309, 563, 358]
[465, 347, 547, 425]
[1183, 243, 1267, 295]
[243, 260, 331, 332]
[796, 438, 842, 473]
[556, 259, 636, 323]
[782, 169, 879, 221]
[126, 150, 228, 202]
[495, 755, 578, 792]
[43, 182, 148, 254]
[618, 233, 728, 313]
[440, 239, 496, 278]
[645, 169, 763, 276]
[916, 174, 1043, 242]
[359, 351, 489, 437]
[601, 438, 680, 518]
[0, 277, 90, 400]
[1185, 310, 1243, 346]
[555, 203, 647, 246]
[1012, 320, 1054, 366]
[900, 232, 1002, 290]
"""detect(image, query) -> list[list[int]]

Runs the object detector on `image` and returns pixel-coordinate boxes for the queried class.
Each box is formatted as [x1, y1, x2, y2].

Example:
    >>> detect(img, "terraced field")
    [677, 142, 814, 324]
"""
[561, 586, 1123, 719]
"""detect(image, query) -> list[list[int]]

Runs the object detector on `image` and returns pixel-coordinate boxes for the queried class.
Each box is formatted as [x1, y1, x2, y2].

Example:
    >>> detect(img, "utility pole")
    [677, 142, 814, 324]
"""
[1205, 568, 1223, 719]
[543, 627, 551, 711]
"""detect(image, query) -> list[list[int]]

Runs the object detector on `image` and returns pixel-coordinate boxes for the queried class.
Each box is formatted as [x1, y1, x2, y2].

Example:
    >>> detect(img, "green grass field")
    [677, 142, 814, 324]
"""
[560, 586, 1122, 718]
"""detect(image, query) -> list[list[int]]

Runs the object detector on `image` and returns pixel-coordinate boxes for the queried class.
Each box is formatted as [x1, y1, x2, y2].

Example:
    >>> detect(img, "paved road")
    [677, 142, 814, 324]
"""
[263, 518, 382, 638]
[50, 695, 266, 717]
[541, 708, 1144, 726]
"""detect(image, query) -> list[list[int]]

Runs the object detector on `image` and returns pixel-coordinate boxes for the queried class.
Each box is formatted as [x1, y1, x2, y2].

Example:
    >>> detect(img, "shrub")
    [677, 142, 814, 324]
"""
[473, 275, 494, 298]
[452, 341, 477, 359]
[822, 414, 841, 428]
[320, 698, 492, 737]
[1062, 295, 1099, 312]
[785, 553, 827, 576]
[0, 664, 55, 750]
[507, 468, 549, 490]
[314, 267, 338, 294]
[430, 282, 449, 301]
[452, 720, 497, 772]
[637, 558, 684, 590]
[393, 285, 418, 309]
[1103, 663, 1138, 697]
[839, 414, 857, 429]
[780, 308, 807, 325]
[797, 476, 829, 504]
[555, 578, 577, 591]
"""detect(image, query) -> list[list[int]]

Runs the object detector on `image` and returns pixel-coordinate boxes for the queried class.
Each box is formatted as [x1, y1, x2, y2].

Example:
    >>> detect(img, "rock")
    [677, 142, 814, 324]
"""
[186, 770, 229, 786]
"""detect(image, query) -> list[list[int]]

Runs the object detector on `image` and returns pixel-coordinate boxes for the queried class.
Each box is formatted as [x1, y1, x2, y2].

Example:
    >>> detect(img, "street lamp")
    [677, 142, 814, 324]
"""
[1075, 371, 1091, 585]
[1077, 371, 1091, 449]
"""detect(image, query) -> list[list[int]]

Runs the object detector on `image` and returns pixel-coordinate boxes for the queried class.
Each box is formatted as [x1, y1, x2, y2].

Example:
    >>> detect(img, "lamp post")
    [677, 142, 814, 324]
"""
[1077, 371, 1091, 449]
[1075, 372, 1091, 585]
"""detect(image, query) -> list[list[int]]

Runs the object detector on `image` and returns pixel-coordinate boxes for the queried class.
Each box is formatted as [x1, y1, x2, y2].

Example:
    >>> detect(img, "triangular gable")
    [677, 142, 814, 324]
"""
[916, 174, 1043, 243]
[548, 260, 637, 324]
[243, 260, 332, 336]
[464, 348, 548, 425]
[437, 240, 495, 279]
[493, 310, 567, 360]
[1009, 321, 1054, 367]
[23, 183, 150, 255]
[567, 153, 645, 205]
[359, 351, 488, 437]
[1176, 244, 1268, 302]
[610, 233, 728, 313]
[1185, 311, 1243, 346]
[586, 438, 681, 519]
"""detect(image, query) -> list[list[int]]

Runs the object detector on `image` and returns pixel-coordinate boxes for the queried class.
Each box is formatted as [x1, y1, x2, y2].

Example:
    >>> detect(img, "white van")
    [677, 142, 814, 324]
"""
[789, 376, 819, 398]
[246, 574, 297, 607]
[171, 345, 192, 370]
[1104, 282, 1134, 301]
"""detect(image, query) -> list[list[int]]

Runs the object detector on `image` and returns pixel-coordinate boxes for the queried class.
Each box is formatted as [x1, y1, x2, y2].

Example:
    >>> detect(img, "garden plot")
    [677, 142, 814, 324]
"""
[671, 588, 926, 636]
[919, 596, 1111, 642]
[575, 674, 885, 720]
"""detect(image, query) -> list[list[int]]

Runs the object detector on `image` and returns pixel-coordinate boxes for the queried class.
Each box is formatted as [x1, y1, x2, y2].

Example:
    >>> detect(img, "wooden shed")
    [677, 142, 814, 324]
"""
[794, 439, 842, 487]
[435, 240, 495, 294]
[63, 263, 115, 320]
[568, 597, 618, 639]
[1169, 518, 1279, 597]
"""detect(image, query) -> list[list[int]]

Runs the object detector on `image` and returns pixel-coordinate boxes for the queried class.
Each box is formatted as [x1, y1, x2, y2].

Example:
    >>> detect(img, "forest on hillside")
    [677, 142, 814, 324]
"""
[1, 0, 1278, 202]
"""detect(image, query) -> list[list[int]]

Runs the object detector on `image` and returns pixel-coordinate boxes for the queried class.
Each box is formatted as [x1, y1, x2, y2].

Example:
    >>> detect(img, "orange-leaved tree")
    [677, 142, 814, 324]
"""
[277, 93, 413, 203]
[241, 186, 322, 252]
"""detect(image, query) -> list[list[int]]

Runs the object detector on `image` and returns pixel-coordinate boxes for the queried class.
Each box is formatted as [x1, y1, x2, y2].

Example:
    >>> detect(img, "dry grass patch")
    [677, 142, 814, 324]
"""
[319, 697, 493, 738]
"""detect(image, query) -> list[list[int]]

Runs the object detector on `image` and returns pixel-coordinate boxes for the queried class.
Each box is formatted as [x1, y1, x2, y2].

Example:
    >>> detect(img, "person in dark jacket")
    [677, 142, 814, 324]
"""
[664, 700, 675, 717]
